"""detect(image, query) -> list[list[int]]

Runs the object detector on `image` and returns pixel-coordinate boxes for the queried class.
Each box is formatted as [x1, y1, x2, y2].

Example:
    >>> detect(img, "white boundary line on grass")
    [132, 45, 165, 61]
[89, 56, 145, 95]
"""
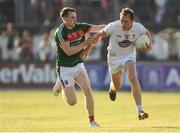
[0, 131, 180, 133]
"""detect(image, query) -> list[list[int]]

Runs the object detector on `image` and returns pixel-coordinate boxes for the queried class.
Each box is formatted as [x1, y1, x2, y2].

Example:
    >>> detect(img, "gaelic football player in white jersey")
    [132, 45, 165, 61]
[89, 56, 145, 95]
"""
[93, 7, 152, 120]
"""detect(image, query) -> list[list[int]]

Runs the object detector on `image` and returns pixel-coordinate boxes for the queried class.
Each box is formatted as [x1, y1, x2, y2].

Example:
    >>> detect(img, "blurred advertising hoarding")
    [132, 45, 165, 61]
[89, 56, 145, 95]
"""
[86, 63, 180, 91]
[0, 62, 180, 91]
[137, 63, 180, 91]
[0, 63, 56, 88]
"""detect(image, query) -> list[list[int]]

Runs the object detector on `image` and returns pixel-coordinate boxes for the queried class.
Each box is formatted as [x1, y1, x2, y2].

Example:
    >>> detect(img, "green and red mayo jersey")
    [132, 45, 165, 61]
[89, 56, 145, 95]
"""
[55, 23, 92, 67]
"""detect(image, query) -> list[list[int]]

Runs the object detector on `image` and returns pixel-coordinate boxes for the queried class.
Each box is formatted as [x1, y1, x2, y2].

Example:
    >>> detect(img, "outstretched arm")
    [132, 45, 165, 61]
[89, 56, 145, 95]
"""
[89, 25, 106, 33]
[80, 25, 111, 60]
[79, 29, 109, 60]
[89, 29, 109, 47]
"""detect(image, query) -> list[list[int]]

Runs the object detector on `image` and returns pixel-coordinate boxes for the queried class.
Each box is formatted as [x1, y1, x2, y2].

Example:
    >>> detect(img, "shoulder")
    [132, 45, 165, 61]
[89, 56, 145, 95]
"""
[55, 24, 66, 42]
[76, 22, 92, 33]
[76, 22, 92, 27]
[105, 20, 120, 30]
[108, 20, 120, 27]
[55, 24, 65, 35]
[133, 22, 145, 30]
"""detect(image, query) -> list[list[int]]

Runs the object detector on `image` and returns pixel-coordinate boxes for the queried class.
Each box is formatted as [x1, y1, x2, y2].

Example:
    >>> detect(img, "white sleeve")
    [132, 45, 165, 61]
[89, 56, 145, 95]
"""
[103, 23, 114, 35]
[137, 23, 147, 34]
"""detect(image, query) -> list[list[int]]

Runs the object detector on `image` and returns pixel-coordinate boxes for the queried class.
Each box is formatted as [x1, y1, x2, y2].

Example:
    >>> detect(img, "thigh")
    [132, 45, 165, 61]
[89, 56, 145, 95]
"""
[108, 53, 123, 75]
[75, 69, 92, 94]
[108, 56, 123, 89]
[57, 66, 75, 87]
[124, 61, 137, 78]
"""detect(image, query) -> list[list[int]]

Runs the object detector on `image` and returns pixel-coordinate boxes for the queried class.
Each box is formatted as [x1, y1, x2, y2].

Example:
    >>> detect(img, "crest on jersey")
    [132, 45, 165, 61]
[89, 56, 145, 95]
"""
[118, 40, 132, 48]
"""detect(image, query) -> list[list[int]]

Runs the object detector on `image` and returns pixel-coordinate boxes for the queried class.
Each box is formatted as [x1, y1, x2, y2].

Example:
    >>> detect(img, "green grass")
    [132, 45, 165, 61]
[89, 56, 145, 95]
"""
[0, 90, 180, 132]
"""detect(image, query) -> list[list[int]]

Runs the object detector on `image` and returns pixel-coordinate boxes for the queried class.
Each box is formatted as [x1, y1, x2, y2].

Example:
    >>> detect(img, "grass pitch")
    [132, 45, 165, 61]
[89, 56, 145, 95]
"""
[0, 90, 180, 132]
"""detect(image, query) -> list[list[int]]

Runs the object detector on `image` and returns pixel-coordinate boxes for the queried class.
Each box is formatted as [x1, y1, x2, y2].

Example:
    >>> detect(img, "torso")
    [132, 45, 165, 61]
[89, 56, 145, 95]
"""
[55, 23, 91, 67]
[105, 20, 146, 59]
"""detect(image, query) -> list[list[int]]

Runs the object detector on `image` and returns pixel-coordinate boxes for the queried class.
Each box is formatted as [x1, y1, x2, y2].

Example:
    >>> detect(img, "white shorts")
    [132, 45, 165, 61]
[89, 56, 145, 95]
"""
[107, 53, 136, 75]
[56, 63, 86, 87]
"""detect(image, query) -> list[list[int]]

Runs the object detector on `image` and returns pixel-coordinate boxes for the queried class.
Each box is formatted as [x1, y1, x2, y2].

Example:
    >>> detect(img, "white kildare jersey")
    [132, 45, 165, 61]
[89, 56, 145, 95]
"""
[104, 20, 146, 59]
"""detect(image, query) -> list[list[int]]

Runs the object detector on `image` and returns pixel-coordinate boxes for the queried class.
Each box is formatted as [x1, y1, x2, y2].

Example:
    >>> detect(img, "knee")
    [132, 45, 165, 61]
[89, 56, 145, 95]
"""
[67, 99, 77, 106]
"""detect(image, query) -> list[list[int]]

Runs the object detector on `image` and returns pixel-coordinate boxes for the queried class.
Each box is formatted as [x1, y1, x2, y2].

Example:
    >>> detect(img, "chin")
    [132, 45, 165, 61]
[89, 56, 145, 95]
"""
[122, 27, 126, 31]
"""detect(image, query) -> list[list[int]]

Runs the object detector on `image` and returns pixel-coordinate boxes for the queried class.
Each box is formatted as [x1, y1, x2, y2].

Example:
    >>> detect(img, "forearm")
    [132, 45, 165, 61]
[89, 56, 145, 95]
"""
[67, 42, 88, 56]
[137, 30, 152, 52]
[145, 30, 153, 51]
[146, 30, 152, 45]
[91, 30, 107, 44]
[60, 41, 88, 56]
[90, 25, 106, 33]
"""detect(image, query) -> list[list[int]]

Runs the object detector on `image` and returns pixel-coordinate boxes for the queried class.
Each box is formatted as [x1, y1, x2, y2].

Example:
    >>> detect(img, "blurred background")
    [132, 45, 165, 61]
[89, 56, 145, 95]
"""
[0, 0, 180, 91]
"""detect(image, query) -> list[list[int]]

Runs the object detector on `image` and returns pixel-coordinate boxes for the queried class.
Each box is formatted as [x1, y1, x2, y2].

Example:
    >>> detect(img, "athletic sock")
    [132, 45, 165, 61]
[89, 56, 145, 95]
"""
[137, 105, 143, 113]
[89, 115, 94, 122]
[110, 82, 116, 91]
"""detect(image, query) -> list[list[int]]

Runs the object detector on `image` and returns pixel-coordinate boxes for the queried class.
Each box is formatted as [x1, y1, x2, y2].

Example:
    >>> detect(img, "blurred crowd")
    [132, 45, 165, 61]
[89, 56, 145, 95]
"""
[0, 22, 180, 62]
[0, 0, 180, 62]
[0, 22, 56, 62]
[1, 0, 180, 26]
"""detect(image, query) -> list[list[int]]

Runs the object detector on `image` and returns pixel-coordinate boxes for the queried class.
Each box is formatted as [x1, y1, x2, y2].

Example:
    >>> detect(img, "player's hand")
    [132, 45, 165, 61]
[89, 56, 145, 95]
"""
[85, 37, 99, 47]
[137, 43, 152, 52]
[80, 46, 92, 60]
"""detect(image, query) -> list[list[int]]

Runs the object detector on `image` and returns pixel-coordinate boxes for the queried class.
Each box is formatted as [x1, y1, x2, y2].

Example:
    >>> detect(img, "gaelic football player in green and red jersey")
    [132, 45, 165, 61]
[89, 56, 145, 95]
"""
[53, 7, 105, 127]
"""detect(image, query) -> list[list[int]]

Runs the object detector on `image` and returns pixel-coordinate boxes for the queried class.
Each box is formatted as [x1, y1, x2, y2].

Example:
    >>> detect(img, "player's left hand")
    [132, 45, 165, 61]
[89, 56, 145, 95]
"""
[80, 46, 92, 60]
[138, 43, 152, 52]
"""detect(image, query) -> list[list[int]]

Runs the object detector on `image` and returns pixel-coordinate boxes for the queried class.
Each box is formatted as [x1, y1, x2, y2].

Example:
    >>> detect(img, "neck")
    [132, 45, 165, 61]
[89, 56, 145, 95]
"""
[124, 24, 133, 31]
[64, 23, 74, 29]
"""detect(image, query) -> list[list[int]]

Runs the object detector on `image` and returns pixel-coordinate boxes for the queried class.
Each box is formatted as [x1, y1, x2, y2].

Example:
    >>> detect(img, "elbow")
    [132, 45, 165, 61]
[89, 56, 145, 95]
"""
[63, 49, 72, 56]
[64, 50, 74, 56]
[65, 51, 73, 56]
[66, 53, 74, 56]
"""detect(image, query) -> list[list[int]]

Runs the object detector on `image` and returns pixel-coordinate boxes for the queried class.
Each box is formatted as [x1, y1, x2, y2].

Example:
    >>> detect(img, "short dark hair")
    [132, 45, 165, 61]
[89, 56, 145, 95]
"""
[120, 7, 135, 20]
[60, 7, 76, 18]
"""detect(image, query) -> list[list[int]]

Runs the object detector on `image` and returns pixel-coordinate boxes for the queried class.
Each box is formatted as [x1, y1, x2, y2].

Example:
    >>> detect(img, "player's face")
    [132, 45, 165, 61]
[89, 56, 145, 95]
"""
[64, 11, 77, 28]
[120, 15, 133, 31]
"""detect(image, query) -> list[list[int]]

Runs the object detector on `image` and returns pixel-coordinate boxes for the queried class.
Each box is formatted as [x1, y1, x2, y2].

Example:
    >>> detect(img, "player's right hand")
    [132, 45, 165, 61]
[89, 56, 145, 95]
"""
[86, 37, 99, 47]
